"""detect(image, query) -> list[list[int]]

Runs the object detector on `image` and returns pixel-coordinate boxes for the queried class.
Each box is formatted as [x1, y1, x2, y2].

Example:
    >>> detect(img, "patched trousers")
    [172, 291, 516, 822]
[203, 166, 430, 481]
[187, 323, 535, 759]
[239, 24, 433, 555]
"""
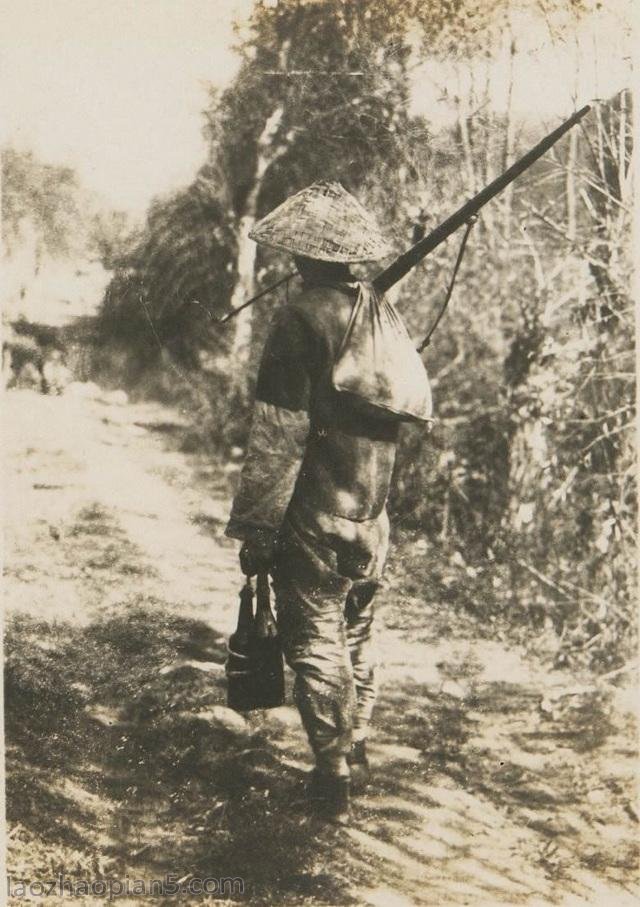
[272, 499, 389, 776]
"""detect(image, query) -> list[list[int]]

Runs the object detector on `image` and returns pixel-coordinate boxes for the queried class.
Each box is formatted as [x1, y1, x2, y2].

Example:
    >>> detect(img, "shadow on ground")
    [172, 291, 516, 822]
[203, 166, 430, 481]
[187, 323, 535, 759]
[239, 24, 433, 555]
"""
[5, 603, 365, 904]
[370, 671, 638, 894]
[5, 391, 638, 905]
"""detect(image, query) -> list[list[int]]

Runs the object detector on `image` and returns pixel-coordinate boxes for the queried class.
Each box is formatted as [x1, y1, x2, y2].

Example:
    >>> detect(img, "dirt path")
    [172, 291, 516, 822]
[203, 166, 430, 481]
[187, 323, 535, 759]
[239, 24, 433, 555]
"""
[4, 388, 638, 906]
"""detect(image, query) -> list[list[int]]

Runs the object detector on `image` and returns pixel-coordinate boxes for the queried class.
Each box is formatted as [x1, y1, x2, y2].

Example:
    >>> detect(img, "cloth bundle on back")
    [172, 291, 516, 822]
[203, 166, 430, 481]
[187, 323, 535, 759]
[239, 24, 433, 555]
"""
[332, 280, 432, 424]
[226, 180, 432, 825]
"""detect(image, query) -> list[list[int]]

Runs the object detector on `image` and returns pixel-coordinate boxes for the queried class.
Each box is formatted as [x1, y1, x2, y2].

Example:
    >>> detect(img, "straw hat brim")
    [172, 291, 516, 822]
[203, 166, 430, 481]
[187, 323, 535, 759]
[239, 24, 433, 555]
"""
[247, 235, 392, 263]
[249, 181, 393, 263]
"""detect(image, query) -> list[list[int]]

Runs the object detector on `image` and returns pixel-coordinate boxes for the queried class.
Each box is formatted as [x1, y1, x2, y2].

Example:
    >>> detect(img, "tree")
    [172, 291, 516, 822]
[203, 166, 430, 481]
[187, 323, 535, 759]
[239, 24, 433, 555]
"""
[94, 0, 634, 670]
[202, 0, 428, 368]
[1, 148, 85, 260]
[97, 169, 236, 371]
[504, 89, 635, 666]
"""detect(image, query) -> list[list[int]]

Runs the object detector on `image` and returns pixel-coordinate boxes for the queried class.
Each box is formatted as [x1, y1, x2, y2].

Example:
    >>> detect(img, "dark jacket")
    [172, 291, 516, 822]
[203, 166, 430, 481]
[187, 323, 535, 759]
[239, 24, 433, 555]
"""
[225, 282, 399, 545]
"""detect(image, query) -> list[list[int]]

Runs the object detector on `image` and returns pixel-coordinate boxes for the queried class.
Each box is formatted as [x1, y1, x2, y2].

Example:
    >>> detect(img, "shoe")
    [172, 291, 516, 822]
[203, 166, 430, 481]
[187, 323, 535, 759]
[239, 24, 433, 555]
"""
[347, 740, 370, 794]
[307, 770, 352, 825]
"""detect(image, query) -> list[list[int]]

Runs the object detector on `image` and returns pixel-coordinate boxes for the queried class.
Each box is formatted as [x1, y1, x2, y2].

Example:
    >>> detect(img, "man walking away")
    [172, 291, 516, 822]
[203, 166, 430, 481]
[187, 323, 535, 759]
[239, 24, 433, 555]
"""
[226, 181, 432, 824]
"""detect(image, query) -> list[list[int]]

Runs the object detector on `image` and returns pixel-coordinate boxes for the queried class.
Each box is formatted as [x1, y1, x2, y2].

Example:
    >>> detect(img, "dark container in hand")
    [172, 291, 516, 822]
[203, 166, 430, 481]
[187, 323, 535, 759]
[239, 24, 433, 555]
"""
[226, 574, 285, 711]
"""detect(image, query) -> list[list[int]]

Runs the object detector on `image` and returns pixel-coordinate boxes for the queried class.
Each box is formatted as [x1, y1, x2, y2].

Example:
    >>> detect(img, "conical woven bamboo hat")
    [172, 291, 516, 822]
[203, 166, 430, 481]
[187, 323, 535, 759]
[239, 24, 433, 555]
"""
[249, 181, 393, 263]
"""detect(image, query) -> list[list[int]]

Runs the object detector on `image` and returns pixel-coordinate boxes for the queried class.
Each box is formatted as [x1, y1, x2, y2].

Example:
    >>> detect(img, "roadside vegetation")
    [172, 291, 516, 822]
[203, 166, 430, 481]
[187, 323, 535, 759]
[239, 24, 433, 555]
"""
[2, 1, 636, 902]
[91, 0, 634, 674]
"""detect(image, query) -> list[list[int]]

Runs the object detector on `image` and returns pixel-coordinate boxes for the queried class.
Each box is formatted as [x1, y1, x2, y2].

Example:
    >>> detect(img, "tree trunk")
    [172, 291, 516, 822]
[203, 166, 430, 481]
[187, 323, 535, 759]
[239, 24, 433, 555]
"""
[502, 31, 517, 242]
[478, 56, 496, 243]
[228, 107, 286, 375]
[566, 127, 578, 241]
[565, 32, 581, 243]
[456, 64, 476, 196]
[618, 89, 628, 203]
[229, 210, 259, 361]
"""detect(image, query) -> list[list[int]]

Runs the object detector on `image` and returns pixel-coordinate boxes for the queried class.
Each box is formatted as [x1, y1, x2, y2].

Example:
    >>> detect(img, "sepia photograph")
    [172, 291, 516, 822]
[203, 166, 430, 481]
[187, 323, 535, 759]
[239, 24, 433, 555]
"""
[1, 0, 637, 903]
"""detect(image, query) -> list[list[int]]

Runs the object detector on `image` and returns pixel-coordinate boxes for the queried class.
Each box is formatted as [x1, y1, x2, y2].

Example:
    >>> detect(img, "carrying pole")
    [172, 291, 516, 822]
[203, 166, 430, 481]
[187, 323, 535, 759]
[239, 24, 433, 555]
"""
[217, 105, 591, 321]
[216, 272, 295, 324]
[374, 104, 591, 294]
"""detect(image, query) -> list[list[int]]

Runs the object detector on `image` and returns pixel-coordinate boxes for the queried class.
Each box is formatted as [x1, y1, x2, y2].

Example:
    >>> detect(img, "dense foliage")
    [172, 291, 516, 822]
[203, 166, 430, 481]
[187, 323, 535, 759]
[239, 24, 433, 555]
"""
[93, 0, 634, 671]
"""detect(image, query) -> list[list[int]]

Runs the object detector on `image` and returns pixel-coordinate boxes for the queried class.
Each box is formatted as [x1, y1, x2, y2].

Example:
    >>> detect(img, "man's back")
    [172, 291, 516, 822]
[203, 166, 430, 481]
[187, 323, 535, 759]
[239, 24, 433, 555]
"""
[262, 282, 400, 523]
